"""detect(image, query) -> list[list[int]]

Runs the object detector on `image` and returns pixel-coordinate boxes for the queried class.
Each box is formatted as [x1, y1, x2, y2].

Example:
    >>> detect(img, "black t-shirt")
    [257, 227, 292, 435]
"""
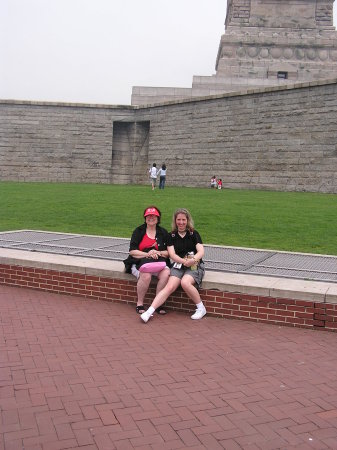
[167, 230, 203, 259]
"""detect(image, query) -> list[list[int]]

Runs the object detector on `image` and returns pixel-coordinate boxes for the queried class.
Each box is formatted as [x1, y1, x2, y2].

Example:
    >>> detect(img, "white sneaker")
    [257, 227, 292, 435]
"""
[191, 307, 206, 320]
[141, 311, 151, 323]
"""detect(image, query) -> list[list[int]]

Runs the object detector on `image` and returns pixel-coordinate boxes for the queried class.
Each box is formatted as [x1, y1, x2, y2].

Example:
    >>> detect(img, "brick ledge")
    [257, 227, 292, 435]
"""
[1, 248, 336, 331]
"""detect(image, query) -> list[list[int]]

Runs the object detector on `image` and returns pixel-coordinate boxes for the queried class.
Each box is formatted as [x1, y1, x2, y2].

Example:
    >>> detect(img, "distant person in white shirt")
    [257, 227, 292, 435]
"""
[149, 163, 157, 190]
[157, 164, 167, 189]
[210, 175, 217, 188]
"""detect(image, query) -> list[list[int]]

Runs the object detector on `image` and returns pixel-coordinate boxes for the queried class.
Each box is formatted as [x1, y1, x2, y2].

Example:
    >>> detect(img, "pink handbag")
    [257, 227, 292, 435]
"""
[138, 260, 167, 273]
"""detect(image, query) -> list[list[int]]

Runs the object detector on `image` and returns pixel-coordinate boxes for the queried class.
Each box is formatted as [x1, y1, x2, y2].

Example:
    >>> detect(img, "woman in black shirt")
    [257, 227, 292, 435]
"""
[141, 208, 206, 323]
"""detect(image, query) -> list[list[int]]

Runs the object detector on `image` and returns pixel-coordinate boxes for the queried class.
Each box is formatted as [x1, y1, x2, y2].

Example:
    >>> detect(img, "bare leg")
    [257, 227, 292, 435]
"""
[180, 275, 201, 305]
[136, 272, 152, 306]
[151, 276, 181, 310]
[155, 268, 170, 295]
[181, 274, 206, 320]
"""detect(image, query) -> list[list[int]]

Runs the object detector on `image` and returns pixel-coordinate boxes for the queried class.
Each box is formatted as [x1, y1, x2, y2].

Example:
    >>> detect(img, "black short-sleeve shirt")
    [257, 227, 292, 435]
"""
[167, 230, 203, 259]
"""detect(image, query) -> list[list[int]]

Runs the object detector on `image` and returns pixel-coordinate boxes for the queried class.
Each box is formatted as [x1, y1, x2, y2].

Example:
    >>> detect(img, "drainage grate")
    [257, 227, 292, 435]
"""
[204, 247, 274, 265]
[5, 242, 88, 255]
[1, 230, 336, 283]
[75, 249, 128, 260]
[253, 252, 337, 272]
[245, 266, 337, 282]
[0, 231, 72, 242]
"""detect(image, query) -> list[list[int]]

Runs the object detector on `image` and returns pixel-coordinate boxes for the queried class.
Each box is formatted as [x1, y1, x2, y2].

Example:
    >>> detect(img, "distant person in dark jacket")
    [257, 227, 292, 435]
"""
[157, 164, 167, 189]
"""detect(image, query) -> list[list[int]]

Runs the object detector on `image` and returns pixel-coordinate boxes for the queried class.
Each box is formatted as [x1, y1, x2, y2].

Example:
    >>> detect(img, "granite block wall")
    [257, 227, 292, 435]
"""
[1, 79, 337, 192]
[0, 102, 136, 184]
[136, 80, 337, 192]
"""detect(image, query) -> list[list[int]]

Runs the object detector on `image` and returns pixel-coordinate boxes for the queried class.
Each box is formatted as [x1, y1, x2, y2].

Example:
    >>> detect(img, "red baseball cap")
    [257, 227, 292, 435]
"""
[144, 207, 160, 217]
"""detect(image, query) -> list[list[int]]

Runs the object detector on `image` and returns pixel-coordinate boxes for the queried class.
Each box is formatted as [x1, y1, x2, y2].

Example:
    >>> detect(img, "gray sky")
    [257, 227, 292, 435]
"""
[1, 0, 336, 106]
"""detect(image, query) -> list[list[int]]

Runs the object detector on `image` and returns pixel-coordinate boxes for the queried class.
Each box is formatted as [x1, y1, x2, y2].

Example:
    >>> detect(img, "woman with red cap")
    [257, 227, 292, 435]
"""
[140, 208, 206, 323]
[124, 205, 170, 314]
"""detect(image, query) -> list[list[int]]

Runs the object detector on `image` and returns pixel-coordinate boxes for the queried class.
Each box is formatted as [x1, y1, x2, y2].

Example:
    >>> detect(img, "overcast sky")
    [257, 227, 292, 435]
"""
[1, 0, 336, 106]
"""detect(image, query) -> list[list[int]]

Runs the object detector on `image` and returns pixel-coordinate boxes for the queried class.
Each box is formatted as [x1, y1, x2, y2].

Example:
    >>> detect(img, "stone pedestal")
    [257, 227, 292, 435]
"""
[131, 0, 337, 105]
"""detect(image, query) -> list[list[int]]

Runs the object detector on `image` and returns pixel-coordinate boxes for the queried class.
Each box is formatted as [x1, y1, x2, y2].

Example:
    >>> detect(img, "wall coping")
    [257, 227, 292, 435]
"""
[133, 77, 337, 108]
[1, 77, 336, 110]
[1, 248, 336, 304]
[0, 99, 135, 110]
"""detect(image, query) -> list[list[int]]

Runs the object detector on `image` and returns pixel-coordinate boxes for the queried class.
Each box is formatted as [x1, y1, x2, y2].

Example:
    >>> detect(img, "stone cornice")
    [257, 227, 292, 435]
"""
[2, 77, 337, 110]
[0, 99, 134, 109]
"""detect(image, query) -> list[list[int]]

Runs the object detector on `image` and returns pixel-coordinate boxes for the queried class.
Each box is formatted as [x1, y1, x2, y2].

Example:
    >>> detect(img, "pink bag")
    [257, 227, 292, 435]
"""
[138, 260, 166, 273]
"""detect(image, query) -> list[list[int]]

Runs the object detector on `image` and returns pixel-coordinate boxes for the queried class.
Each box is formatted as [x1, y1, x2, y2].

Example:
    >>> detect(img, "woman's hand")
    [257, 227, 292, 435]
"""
[183, 257, 197, 267]
[147, 249, 161, 259]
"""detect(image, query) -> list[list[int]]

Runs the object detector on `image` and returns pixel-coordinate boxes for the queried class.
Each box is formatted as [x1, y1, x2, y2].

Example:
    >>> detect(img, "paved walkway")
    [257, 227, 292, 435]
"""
[1, 285, 337, 450]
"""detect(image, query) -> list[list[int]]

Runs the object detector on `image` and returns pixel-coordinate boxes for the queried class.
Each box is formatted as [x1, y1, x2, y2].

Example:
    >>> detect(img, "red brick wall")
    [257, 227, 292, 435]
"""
[1, 263, 336, 332]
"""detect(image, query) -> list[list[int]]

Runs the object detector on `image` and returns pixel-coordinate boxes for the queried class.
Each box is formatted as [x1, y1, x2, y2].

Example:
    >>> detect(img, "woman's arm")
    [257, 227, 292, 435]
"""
[130, 248, 168, 260]
[168, 245, 186, 264]
[194, 243, 204, 262]
[129, 249, 149, 259]
[183, 243, 204, 267]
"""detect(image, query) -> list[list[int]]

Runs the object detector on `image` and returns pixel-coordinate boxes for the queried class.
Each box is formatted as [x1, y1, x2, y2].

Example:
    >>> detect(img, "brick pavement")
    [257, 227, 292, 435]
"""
[1, 285, 337, 450]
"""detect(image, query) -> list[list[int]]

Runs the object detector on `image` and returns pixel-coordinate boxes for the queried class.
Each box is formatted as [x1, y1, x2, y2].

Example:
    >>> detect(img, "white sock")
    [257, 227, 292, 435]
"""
[196, 302, 205, 310]
[147, 306, 155, 316]
[131, 265, 140, 279]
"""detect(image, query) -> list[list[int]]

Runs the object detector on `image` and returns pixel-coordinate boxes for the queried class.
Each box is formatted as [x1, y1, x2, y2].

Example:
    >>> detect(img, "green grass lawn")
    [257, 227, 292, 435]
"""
[1, 181, 336, 255]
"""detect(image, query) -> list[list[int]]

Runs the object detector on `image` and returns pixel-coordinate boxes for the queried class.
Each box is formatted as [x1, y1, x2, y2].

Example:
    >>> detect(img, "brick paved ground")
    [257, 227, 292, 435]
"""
[1, 285, 337, 450]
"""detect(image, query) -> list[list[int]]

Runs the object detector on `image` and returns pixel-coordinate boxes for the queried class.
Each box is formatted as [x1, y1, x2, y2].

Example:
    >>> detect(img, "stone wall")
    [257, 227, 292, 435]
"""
[0, 101, 136, 184]
[1, 79, 337, 192]
[136, 79, 337, 192]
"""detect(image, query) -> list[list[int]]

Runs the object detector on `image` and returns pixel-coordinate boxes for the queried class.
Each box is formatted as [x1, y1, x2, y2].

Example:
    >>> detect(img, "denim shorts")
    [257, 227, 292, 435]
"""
[170, 262, 205, 289]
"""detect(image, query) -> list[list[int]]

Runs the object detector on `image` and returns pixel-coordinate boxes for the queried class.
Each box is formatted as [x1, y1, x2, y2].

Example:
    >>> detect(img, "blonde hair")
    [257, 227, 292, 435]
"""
[171, 208, 194, 232]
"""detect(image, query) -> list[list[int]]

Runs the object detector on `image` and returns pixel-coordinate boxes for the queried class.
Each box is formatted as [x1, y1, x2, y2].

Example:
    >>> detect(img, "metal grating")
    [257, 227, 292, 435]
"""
[1, 230, 336, 283]
[253, 252, 337, 272]
[75, 249, 128, 260]
[0, 231, 72, 242]
[204, 247, 273, 263]
[42, 236, 128, 249]
[245, 266, 337, 282]
[202, 261, 249, 272]
[5, 243, 88, 255]
[102, 242, 132, 252]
